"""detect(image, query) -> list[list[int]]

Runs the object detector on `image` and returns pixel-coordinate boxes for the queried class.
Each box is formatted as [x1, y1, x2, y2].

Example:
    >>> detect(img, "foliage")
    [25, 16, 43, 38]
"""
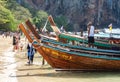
[33, 10, 48, 29]
[18, 0, 52, 31]
[0, 5, 15, 31]
[0, 0, 49, 31]
[54, 15, 68, 31]
[19, 0, 37, 16]
[0, 0, 50, 32]
[5, 0, 32, 26]
[0, 0, 7, 6]
[0, 0, 32, 31]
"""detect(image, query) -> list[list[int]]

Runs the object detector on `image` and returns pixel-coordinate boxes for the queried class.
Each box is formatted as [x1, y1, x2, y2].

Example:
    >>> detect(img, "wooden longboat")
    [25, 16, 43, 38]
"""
[25, 19, 120, 56]
[48, 15, 120, 50]
[58, 33, 120, 50]
[94, 32, 120, 44]
[19, 21, 120, 71]
[25, 15, 120, 50]
[109, 37, 120, 44]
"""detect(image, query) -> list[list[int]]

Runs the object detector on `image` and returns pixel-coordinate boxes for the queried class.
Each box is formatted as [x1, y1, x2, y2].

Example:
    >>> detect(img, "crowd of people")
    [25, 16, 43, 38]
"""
[12, 31, 36, 65]
[2, 32, 13, 38]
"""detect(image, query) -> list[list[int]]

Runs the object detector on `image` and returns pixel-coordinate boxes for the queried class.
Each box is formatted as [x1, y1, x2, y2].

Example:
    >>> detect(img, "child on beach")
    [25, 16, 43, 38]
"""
[27, 43, 36, 64]
[19, 40, 24, 51]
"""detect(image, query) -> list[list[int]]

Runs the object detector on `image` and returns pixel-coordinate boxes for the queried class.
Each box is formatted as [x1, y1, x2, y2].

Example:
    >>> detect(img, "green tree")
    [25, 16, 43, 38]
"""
[33, 10, 48, 29]
[54, 15, 68, 31]
[13, 6, 32, 24]
[5, 0, 32, 25]
[0, 0, 7, 6]
[0, 5, 15, 31]
[0, 0, 32, 31]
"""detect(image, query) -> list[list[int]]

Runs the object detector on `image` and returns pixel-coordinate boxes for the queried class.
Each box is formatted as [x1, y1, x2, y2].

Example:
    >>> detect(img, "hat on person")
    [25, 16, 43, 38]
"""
[87, 21, 92, 26]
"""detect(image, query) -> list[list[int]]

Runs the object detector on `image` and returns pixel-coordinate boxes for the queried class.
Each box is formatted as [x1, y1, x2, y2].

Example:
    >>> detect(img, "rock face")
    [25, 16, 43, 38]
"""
[18, 0, 120, 31]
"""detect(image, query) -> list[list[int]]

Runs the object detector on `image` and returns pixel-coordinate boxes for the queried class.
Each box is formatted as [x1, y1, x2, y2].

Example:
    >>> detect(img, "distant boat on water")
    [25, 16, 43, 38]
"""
[104, 28, 120, 34]
[83, 28, 120, 39]
[82, 28, 120, 44]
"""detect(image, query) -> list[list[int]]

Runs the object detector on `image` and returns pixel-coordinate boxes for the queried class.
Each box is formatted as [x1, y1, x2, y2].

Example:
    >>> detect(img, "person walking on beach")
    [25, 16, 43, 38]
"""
[87, 22, 95, 47]
[12, 33, 17, 51]
[27, 42, 36, 64]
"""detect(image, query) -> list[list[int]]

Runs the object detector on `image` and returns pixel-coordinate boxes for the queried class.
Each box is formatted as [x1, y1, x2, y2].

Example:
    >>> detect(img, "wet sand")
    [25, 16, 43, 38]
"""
[0, 35, 120, 82]
[0, 36, 17, 82]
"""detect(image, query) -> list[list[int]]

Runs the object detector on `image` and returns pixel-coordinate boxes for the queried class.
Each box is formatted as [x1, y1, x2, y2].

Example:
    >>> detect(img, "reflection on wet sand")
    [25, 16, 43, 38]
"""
[0, 36, 17, 82]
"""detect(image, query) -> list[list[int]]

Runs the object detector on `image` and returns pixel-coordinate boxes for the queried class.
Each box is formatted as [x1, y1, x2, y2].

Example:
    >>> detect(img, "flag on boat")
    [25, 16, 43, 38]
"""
[108, 23, 112, 31]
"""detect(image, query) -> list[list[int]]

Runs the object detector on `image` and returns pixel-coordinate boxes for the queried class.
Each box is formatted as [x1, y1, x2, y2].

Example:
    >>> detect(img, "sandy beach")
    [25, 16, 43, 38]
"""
[0, 35, 120, 82]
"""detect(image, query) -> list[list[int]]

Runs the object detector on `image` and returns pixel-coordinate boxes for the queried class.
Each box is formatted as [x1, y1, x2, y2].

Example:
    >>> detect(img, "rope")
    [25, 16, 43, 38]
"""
[42, 18, 48, 32]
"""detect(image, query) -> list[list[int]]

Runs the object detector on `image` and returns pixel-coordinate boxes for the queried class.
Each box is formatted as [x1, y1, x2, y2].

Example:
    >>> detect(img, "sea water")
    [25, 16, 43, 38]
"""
[84, 28, 120, 39]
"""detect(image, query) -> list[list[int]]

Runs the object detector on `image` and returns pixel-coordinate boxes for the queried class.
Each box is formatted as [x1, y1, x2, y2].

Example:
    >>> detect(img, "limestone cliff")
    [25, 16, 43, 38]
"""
[17, 0, 120, 31]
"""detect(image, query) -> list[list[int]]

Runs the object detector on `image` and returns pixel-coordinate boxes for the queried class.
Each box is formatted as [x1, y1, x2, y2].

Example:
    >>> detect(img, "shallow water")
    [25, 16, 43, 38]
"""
[104, 28, 120, 34]
[0, 36, 18, 82]
[0, 47, 18, 82]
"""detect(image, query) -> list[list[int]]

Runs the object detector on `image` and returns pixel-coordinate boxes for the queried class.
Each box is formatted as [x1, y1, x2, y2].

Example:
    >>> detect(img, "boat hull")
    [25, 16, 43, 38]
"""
[37, 45, 120, 71]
